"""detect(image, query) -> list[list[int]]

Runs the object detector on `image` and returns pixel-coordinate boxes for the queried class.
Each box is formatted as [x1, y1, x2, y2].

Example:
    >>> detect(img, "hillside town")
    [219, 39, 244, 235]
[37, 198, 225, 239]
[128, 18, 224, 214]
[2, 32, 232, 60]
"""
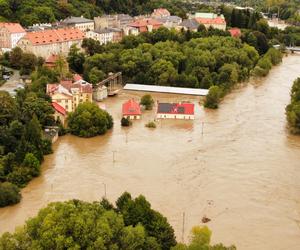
[0, 8, 230, 57]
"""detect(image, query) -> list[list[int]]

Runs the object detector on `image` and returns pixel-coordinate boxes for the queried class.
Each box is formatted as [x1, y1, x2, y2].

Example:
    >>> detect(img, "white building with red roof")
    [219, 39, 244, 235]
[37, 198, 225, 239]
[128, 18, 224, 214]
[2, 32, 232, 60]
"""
[0, 23, 26, 51]
[17, 28, 85, 58]
[122, 99, 142, 120]
[157, 102, 195, 120]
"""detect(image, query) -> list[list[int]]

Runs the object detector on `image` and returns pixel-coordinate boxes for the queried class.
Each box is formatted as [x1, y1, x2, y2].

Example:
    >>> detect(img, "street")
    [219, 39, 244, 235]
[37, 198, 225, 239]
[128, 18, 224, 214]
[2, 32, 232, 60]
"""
[0, 70, 22, 95]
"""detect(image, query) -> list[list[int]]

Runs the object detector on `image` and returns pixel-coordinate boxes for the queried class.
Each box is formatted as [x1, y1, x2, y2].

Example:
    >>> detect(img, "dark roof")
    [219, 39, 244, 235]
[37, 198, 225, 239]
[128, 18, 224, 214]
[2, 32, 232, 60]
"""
[62, 16, 93, 24]
[157, 103, 194, 115]
[180, 19, 199, 30]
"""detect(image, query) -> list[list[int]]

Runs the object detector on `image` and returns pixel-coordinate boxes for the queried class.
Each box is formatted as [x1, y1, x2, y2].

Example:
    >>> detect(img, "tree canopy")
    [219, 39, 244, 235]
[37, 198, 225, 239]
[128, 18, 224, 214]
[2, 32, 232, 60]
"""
[286, 78, 300, 134]
[68, 102, 113, 137]
[0, 193, 177, 249]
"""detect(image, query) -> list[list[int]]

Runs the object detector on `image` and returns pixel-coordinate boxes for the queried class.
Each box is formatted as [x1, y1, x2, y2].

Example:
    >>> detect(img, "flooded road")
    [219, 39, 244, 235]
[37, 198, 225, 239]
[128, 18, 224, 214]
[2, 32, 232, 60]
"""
[1, 55, 300, 249]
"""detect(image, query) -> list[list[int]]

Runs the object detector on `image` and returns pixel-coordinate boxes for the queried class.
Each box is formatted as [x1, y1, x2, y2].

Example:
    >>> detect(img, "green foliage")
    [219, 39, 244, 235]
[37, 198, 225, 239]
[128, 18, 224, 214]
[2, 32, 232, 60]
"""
[145, 121, 157, 128]
[68, 102, 113, 138]
[252, 48, 282, 77]
[205, 86, 222, 109]
[0, 91, 18, 126]
[67, 44, 85, 74]
[84, 36, 259, 91]
[4, 47, 39, 75]
[286, 78, 300, 134]
[0, 193, 181, 249]
[140, 94, 155, 110]
[121, 117, 131, 127]
[116, 192, 176, 249]
[172, 226, 236, 250]
[0, 182, 21, 207]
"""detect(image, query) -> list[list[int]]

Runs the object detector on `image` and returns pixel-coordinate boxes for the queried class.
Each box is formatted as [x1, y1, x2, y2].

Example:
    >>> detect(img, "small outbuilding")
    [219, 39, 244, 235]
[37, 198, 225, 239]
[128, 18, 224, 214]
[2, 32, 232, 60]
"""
[122, 99, 141, 120]
[52, 102, 67, 126]
[157, 102, 195, 120]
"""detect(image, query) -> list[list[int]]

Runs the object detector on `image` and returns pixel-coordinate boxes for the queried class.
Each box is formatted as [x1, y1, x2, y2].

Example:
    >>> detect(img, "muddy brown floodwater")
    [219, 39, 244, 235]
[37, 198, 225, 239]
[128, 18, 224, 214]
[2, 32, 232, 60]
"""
[1, 55, 300, 249]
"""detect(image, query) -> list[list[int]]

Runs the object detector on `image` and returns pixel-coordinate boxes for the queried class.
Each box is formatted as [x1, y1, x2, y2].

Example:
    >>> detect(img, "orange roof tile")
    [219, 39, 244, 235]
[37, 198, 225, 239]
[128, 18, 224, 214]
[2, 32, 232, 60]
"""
[0, 22, 25, 33]
[195, 17, 226, 25]
[24, 28, 85, 45]
[129, 18, 162, 28]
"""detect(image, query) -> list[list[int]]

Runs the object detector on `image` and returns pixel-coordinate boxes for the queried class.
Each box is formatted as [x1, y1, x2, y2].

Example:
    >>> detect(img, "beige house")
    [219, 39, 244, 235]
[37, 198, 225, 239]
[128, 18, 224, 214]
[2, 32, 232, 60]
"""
[47, 78, 93, 113]
[61, 16, 94, 32]
[0, 23, 26, 52]
[94, 14, 133, 30]
[17, 28, 85, 58]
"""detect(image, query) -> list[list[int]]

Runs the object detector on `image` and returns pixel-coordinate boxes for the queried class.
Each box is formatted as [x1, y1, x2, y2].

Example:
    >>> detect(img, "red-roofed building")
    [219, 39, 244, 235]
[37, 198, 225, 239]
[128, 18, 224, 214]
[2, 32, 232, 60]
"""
[157, 102, 195, 120]
[52, 102, 67, 126]
[44, 54, 59, 68]
[0, 22, 26, 51]
[229, 28, 241, 38]
[129, 18, 162, 33]
[152, 8, 171, 18]
[195, 16, 226, 31]
[17, 28, 85, 58]
[122, 99, 142, 119]
[47, 77, 93, 113]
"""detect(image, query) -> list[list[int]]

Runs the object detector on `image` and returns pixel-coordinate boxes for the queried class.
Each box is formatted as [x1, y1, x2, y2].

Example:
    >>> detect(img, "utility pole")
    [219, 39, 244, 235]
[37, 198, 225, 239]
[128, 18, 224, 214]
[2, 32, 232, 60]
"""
[102, 183, 107, 198]
[112, 150, 116, 163]
[182, 212, 185, 243]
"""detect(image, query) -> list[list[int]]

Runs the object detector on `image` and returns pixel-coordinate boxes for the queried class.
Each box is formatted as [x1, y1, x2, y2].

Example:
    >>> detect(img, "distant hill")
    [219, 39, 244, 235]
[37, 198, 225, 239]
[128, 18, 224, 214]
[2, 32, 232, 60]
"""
[0, 0, 162, 26]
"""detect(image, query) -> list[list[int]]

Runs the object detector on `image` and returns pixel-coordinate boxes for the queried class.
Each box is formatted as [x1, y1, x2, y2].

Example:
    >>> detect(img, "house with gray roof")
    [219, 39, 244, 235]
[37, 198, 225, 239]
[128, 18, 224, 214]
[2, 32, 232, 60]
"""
[61, 16, 94, 32]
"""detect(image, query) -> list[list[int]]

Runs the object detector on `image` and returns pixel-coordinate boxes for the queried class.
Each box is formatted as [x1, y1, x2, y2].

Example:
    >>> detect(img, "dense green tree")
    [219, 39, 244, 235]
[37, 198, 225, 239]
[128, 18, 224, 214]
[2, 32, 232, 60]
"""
[82, 38, 104, 56]
[140, 94, 154, 110]
[68, 102, 113, 137]
[172, 226, 236, 250]
[116, 192, 176, 250]
[0, 91, 18, 126]
[0, 194, 185, 249]
[0, 182, 21, 207]
[88, 67, 105, 85]
[204, 86, 222, 109]
[67, 44, 85, 74]
[286, 78, 300, 134]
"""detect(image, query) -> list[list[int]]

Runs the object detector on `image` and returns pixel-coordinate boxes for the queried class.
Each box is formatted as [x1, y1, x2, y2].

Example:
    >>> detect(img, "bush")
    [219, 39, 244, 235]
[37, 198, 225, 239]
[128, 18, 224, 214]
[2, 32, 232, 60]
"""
[252, 48, 282, 77]
[140, 94, 154, 110]
[68, 102, 113, 138]
[121, 117, 131, 127]
[204, 86, 222, 109]
[0, 182, 21, 207]
[145, 121, 157, 128]
[286, 78, 300, 134]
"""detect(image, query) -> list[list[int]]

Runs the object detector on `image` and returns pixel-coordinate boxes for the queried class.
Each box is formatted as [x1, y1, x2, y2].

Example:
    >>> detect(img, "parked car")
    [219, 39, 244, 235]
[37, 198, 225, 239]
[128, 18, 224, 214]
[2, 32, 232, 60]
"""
[3, 75, 10, 80]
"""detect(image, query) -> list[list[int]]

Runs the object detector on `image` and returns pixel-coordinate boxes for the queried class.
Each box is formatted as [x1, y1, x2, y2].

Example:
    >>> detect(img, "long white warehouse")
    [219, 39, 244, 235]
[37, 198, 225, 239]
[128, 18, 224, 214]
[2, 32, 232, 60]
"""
[123, 84, 209, 96]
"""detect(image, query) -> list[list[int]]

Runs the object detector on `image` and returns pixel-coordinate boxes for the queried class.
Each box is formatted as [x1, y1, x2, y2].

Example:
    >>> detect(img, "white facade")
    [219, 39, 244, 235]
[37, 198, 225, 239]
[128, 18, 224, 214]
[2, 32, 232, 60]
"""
[123, 115, 141, 120]
[11, 32, 26, 48]
[93, 85, 108, 101]
[74, 22, 94, 32]
[156, 114, 195, 120]
[86, 30, 114, 45]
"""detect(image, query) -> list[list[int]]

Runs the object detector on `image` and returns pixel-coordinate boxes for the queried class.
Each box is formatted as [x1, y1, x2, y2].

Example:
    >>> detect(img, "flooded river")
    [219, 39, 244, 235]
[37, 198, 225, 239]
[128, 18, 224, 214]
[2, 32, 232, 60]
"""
[1, 55, 300, 249]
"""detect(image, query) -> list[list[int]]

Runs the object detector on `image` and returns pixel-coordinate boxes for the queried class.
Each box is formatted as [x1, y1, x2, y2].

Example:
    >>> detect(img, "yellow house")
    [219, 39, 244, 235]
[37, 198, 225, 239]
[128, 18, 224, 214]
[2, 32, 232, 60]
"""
[47, 78, 93, 113]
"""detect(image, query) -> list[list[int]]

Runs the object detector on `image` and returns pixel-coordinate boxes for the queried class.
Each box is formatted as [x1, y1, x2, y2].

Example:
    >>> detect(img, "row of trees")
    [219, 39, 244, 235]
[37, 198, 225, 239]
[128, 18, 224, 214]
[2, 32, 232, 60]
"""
[0, 47, 44, 75]
[79, 34, 260, 90]
[286, 78, 300, 134]
[0, 89, 54, 207]
[0, 192, 235, 249]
